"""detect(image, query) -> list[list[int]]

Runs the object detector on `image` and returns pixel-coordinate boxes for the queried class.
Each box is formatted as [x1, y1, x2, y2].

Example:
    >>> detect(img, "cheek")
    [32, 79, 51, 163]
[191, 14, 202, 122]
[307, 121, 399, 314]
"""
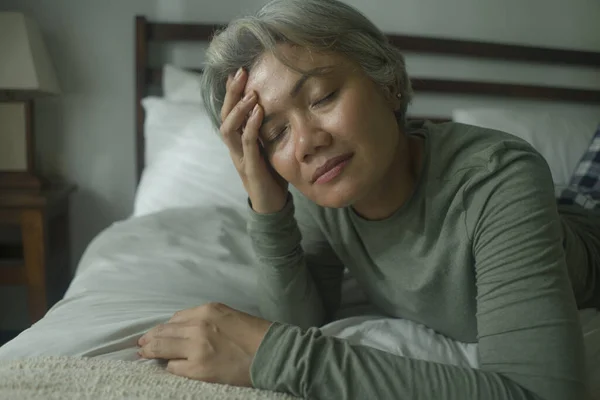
[270, 146, 297, 182]
[326, 91, 373, 138]
[341, 91, 397, 143]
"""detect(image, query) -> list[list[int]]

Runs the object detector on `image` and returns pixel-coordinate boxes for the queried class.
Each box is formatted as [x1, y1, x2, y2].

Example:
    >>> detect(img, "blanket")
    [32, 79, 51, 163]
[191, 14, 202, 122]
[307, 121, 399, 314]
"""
[0, 356, 298, 400]
[2, 207, 599, 398]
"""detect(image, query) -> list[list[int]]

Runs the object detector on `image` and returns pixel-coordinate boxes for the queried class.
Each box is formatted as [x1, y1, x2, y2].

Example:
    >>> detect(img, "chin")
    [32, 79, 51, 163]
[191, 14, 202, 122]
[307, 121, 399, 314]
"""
[310, 180, 362, 209]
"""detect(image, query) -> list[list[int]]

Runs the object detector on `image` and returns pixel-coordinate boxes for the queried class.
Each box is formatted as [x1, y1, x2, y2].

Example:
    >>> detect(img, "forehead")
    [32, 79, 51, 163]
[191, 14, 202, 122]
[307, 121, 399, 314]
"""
[245, 45, 349, 96]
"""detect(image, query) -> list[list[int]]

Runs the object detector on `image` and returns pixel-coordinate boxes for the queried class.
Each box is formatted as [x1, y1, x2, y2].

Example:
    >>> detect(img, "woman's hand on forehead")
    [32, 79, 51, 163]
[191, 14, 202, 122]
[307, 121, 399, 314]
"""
[220, 67, 289, 214]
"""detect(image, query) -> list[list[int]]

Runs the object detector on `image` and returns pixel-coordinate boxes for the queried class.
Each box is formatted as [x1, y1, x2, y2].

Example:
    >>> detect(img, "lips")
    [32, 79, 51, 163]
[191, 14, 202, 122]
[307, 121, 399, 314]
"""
[311, 153, 354, 184]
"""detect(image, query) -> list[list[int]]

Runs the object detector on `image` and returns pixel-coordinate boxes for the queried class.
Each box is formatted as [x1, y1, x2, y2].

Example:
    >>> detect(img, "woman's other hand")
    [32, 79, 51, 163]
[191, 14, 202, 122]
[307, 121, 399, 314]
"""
[220, 67, 288, 214]
[138, 303, 272, 387]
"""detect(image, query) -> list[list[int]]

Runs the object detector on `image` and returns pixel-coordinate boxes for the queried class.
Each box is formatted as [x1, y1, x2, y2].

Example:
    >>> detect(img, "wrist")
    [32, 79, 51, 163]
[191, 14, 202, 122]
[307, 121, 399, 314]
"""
[247, 320, 273, 356]
[249, 192, 289, 214]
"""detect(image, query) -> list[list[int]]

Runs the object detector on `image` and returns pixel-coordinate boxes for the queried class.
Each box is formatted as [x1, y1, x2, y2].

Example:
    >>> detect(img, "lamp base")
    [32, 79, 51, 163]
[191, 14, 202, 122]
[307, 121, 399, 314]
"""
[0, 172, 44, 192]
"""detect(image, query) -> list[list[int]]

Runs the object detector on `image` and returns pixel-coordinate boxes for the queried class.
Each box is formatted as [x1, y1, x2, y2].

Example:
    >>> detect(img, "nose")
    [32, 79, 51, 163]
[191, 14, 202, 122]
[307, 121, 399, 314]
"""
[293, 115, 332, 163]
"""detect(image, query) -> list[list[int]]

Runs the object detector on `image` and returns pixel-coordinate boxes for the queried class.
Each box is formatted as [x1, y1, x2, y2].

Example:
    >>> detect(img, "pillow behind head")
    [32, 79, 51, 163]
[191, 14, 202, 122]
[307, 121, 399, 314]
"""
[134, 97, 246, 217]
[452, 108, 600, 186]
[142, 97, 204, 167]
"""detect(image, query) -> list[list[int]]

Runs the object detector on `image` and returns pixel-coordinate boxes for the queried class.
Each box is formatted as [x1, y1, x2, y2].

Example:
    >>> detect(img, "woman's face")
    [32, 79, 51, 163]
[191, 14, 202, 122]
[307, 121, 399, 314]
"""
[244, 44, 403, 208]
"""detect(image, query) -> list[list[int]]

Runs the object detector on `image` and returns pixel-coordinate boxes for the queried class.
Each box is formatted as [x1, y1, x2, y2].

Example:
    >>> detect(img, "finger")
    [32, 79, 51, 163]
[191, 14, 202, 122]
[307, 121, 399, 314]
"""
[169, 303, 228, 325]
[139, 337, 188, 360]
[168, 303, 234, 327]
[139, 323, 188, 346]
[205, 302, 233, 314]
[225, 74, 233, 91]
[220, 68, 246, 123]
[167, 360, 218, 383]
[165, 359, 191, 377]
[168, 302, 219, 324]
[168, 309, 193, 324]
[221, 92, 258, 161]
[241, 104, 264, 174]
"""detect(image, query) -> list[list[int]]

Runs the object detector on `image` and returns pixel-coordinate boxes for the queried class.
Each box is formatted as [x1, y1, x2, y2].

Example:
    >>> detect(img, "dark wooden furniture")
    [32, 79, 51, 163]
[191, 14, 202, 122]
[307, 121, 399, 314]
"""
[0, 100, 43, 191]
[134, 16, 600, 181]
[0, 184, 75, 324]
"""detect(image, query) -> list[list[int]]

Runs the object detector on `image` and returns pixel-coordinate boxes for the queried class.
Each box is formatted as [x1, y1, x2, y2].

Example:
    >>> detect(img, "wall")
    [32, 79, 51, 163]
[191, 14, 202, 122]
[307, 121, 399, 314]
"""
[0, 0, 598, 330]
[0, 0, 156, 330]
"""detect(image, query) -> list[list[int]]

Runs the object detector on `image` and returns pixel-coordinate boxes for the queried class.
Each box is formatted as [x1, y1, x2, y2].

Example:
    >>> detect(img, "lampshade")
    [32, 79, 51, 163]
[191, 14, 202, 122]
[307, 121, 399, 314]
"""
[0, 12, 60, 97]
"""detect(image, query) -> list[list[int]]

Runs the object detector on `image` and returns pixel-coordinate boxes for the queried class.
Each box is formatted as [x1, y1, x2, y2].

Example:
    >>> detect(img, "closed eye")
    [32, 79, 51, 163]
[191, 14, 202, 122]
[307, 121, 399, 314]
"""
[265, 91, 338, 144]
[266, 124, 289, 144]
[312, 91, 338, 108]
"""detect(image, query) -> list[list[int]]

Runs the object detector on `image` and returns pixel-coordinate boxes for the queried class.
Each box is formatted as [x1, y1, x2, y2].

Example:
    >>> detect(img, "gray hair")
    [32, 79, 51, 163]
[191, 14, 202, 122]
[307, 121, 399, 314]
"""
[201, 0, 413, 131]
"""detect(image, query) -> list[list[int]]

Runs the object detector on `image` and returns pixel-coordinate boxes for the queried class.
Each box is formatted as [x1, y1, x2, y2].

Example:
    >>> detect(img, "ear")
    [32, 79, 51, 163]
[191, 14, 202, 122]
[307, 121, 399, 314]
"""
[383, 85, 402, 111]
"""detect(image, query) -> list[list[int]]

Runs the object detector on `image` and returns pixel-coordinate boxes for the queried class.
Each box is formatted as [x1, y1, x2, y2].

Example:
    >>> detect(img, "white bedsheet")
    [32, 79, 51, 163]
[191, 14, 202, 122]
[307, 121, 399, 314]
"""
[0, 206, 477, 365]
[0, 206, 598, 396]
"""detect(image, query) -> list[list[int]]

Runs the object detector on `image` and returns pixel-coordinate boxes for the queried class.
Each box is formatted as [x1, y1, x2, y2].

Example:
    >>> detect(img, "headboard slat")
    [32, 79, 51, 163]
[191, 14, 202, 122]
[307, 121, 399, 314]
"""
[148, 23, 222, 42]
[387, 35, 600, 67]
[143, 22, 600, 68]
[135, 16, 148, 183]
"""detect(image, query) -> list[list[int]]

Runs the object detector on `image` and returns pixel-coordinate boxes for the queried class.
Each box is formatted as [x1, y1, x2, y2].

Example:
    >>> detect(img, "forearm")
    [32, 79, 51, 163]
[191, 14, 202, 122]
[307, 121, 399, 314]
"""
[247, 195, 326, 329]
[251, 323, 573, 400]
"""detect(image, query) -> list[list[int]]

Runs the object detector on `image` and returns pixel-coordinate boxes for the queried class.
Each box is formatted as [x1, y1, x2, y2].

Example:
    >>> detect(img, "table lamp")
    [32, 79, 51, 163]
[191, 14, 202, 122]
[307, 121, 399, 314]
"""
[0, 12, 60, 191]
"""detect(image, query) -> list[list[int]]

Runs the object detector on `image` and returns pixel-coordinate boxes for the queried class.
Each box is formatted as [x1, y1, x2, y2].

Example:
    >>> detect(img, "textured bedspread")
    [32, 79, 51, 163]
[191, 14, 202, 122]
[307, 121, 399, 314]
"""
[0, 356, 298, 400]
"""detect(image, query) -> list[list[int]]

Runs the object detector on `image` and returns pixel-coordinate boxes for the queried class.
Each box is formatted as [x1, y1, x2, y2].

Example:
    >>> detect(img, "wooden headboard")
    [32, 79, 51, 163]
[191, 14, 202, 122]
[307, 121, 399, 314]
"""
[134, 15, 600, 183]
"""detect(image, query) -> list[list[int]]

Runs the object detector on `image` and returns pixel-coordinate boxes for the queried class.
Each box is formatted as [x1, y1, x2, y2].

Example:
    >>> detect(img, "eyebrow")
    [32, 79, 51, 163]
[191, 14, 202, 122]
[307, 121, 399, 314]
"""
[289, 66, 333, 98]
[260, 66, 334, 131]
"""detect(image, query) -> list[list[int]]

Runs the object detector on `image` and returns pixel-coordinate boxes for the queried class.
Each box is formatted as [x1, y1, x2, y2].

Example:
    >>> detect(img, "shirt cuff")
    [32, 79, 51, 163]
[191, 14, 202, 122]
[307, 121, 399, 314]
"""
[250, 322, 320, 395]
[247, 193, 302, 260]
[247, 192, 294, 229]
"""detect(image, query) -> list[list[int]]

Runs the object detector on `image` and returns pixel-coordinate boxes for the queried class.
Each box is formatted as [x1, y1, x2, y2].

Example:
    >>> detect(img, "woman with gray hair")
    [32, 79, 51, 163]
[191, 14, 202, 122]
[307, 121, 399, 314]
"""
[139, 0, 596, 398]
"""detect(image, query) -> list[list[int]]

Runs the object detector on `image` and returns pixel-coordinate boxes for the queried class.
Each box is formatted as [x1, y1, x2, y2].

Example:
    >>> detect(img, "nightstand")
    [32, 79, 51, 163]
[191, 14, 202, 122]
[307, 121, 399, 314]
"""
[0, 184, 76, 324]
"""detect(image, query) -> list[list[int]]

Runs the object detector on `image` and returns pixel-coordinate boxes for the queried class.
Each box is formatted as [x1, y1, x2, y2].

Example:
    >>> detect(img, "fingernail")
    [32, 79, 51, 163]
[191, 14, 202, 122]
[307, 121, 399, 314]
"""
[252, 104, 260, 116]
[243, 92, 255, 102]
[235, 68, 244, 79]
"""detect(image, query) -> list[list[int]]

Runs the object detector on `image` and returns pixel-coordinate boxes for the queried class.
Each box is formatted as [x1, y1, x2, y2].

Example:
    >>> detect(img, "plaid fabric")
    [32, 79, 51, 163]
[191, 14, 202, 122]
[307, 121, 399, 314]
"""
[557, 124, 600, 210]
[557, 186, 600, 210]
[569, 125, 600, 198]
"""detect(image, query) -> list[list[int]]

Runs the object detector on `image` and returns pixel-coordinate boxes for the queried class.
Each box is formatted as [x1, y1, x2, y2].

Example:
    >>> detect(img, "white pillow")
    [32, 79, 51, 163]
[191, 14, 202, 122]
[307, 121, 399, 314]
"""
[134, 97, 246, 217]
[452, 108, 599, 186]
[163, 64, 204, 104]
[142, 97, 204, 167]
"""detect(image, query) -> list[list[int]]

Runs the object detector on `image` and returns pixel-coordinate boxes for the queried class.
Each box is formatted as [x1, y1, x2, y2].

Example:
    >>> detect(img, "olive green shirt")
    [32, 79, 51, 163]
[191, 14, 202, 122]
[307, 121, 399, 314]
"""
[248, 121, 589, 399]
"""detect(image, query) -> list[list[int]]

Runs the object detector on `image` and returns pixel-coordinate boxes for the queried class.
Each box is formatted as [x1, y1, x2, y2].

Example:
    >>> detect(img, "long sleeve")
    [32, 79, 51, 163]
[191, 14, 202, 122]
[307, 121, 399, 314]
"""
[250, 144, 589, 399]
[247, 192, 345, 329]
[464, 144, 587, 399]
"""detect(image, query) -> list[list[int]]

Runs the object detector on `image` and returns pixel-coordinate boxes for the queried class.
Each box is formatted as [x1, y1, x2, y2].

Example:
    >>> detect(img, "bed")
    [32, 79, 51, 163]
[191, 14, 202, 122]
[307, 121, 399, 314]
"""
[0, 15, 599, 400]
